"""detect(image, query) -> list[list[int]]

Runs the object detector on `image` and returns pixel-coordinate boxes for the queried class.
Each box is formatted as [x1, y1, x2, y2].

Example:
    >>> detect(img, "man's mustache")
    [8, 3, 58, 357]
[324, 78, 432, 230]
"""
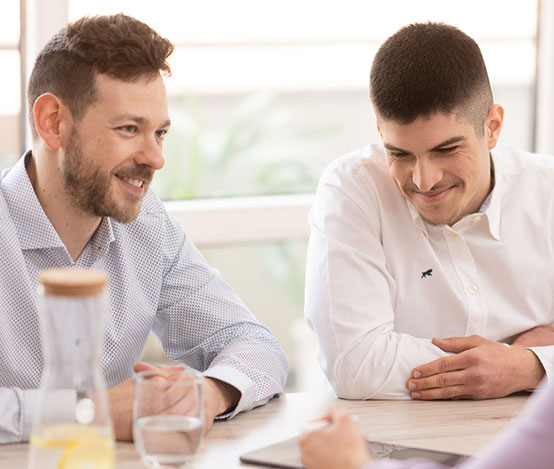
[114, 165, 155, 184]
[405, 181, 458, 193]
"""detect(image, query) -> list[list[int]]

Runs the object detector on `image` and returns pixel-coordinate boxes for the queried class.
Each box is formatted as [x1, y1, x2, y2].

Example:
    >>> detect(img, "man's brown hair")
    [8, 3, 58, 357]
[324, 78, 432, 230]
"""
[369, 22, 493, 135]
[27, 13, 174, 138]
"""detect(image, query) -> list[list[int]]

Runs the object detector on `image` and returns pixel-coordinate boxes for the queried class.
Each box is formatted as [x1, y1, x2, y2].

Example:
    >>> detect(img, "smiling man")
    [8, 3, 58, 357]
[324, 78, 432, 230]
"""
[0, 14, 287, 444]
[305, 22, 554, 400]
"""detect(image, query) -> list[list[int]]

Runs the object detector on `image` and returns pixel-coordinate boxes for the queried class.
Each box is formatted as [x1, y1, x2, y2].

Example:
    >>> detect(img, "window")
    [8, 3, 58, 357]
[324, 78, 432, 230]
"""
[0, 1, 21, 168]
[68, 0, 538, 200]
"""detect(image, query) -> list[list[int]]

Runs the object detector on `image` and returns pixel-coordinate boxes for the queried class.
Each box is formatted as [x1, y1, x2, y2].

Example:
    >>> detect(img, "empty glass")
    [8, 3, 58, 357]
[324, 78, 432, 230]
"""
[133, 368, 204, 468]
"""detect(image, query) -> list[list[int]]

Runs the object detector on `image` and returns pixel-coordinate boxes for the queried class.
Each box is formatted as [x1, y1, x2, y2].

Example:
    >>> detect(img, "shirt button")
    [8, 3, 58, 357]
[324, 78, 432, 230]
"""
[468, 284, 479, 294]
[472, 215, 482, 223]
[450, 232, 459, 240]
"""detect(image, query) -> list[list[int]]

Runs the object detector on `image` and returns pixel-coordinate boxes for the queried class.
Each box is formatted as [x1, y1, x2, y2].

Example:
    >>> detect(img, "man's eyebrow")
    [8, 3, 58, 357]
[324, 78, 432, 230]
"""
[429, 136, 466, 152]
[109, 114, 171, 128]
[383, 136, 466, 154]
[383, 142, 409, 153]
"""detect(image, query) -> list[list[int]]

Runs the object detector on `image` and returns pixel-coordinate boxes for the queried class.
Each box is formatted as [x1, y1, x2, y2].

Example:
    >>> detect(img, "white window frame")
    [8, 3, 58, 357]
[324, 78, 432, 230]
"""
[21, 0, 554, 248]
[166, 193, 312, 246]
[535, 0, 554, 154]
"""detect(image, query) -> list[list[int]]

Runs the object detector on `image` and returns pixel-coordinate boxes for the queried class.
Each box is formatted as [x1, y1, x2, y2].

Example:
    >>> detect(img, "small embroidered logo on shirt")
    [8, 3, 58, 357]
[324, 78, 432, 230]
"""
[421, 269, 433, 279]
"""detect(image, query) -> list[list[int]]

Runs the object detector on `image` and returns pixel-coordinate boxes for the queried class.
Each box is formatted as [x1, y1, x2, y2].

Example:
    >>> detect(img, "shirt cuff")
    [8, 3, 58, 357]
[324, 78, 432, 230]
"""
[202, 364, 256, 419]
[20, 389, 77, 440]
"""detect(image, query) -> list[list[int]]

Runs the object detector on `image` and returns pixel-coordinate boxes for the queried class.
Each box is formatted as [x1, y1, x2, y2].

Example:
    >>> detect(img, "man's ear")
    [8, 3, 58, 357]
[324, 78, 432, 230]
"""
[33, 93, 72, 150]
[376, 119, 383, 139]
[484, 104, 504, 150]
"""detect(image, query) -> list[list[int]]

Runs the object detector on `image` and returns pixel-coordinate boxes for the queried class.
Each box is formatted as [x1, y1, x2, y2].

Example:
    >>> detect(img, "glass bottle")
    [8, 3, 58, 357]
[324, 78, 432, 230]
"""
[28, 268, 114, 469]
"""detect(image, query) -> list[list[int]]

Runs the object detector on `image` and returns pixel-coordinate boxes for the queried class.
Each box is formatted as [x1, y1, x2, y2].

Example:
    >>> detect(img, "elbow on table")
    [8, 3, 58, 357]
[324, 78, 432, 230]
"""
[332, 383, 373, 400]
[328, 354, 409, 400]
[329, 361, 386, 400]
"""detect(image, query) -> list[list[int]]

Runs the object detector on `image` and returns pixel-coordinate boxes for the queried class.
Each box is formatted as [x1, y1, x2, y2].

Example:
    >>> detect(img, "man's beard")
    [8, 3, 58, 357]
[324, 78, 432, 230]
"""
[61, 130, 152, 224]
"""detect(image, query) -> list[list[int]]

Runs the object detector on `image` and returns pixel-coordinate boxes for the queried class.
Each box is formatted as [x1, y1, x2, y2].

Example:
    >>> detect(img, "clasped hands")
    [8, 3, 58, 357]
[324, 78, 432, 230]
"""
[406, 327, 551, 400]
[106, 362, 240, 441]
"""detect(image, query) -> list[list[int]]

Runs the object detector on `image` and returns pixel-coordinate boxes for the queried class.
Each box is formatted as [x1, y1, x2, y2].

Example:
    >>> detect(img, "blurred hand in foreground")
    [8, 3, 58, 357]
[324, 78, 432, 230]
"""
[298, 404, 372, 469]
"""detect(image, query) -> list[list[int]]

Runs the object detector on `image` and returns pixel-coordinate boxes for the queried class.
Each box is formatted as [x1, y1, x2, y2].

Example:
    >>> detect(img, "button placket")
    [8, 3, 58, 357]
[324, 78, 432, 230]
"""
[443, 227, 489, 335]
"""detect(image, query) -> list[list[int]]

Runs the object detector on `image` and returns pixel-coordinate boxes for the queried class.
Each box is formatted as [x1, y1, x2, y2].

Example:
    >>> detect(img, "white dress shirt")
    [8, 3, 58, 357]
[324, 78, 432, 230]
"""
[0, 152, 288, 443]
[305, 143, 554, 399]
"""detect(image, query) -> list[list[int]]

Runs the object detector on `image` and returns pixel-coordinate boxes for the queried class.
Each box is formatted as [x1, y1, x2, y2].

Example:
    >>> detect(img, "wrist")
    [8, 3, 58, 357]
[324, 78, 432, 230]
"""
[521, 349, 545, 390]
[205, 377, 240, 417]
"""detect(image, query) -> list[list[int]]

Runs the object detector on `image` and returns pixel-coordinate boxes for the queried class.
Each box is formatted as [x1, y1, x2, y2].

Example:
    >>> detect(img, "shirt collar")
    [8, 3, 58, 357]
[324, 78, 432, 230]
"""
[406, 150, 502, 240]
[86, 216, 115, 265]
[1, 151, 64, 250]
[406, 202, 430, 237]
[0, 151, 116, 255]
[482, 149, 502, 241]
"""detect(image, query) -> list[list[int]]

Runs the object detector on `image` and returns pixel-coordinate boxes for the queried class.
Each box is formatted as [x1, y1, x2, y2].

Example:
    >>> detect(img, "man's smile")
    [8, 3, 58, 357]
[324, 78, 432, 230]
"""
[413, 185, 456, 204]
[116, 174, 147, 190]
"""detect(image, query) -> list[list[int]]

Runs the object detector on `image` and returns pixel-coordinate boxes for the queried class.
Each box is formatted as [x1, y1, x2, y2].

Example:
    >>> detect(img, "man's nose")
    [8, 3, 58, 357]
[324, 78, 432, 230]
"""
[135, 136, 165, 171]
[412, 157, 443, 192]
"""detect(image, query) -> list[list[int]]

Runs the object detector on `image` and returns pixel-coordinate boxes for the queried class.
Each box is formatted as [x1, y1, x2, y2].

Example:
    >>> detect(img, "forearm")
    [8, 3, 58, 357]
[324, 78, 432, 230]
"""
[324, 329, 452, 399]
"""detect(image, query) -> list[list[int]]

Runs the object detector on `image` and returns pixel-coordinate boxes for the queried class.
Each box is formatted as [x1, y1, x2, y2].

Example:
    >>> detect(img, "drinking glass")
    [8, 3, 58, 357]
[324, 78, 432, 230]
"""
[133, 368, 204, 468]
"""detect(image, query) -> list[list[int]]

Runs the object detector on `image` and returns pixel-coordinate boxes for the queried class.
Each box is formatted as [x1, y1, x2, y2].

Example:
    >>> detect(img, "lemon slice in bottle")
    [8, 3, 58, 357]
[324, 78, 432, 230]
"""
[31, 424, 114, 469]
[57, 430, 114, 469]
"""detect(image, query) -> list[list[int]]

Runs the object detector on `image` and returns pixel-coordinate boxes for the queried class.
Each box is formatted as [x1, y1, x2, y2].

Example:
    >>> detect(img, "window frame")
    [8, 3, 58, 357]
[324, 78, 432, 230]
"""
[535, 0, 554, 154]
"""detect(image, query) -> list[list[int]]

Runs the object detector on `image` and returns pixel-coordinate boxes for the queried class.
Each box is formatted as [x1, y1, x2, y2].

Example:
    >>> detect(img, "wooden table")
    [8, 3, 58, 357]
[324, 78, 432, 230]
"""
[1, 392, 528, 468]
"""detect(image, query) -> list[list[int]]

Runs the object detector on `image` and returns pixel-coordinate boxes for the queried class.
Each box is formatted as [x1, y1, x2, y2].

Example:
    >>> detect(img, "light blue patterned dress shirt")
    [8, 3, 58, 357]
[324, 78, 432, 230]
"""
[0, 152, 288, 443]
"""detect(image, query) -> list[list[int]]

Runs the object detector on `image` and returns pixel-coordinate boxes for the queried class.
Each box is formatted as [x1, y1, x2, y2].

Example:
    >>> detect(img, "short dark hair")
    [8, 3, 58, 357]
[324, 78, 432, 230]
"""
[28, 14, 174, 139]
[369, 22, 493, 134]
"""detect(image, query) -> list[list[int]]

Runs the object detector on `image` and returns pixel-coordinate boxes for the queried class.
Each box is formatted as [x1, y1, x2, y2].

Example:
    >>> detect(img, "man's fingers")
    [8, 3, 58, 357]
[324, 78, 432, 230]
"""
[411, 353, 467, 379]
[134, 362, 186, 374]
[432, 335, 485, 353]
[407, 370, 467, 393]
[410, 384, 471, 400]
[158, 364, 186, 372]
[134, 362, 156, 373]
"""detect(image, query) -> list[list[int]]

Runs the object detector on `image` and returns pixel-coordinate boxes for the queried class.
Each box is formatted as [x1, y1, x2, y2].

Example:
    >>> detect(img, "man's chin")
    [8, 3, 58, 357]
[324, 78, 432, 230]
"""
[110, 209, 140, 224]
[97, 202, 141, 224]
[416, 207, 460, 227]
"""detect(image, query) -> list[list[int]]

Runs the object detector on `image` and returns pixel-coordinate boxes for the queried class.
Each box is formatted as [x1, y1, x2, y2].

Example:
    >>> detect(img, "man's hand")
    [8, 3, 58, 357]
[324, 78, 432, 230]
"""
[103, 362, 187, 441]
[106, 362, 241, 441]
[299, 405, 371, 469]
[135, 363, 240, 433]
[512, 326, 554, 347]
[406, 335, 545, 400]
[105, 377, 136, 441]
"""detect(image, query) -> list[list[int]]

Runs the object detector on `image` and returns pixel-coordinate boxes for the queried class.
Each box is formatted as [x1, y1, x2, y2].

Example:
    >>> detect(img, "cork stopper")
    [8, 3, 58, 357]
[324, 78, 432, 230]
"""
[39, 268, 108, 297]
